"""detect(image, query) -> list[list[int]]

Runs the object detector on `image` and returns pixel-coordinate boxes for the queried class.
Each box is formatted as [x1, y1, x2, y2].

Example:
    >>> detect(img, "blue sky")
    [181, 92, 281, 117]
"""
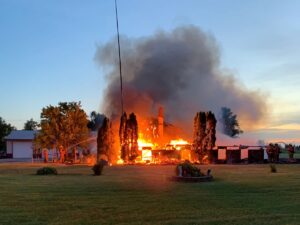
[1, 0, 300, 143]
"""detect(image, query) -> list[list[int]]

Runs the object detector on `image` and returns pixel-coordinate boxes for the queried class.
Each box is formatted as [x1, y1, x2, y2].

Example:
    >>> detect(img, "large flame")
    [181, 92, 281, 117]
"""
[170, 139, 189, 145]
[169, 139, 190, 151]
[116, 159, 124, 165]
[138, 133, 154, 150]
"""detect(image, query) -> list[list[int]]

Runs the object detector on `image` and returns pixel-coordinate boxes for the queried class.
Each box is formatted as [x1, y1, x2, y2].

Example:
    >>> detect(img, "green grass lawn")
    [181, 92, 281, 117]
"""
[0, 163, 300, 225]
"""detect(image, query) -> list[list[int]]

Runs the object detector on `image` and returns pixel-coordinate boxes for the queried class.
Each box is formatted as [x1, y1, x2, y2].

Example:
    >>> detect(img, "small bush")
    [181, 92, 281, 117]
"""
[176, 160, 205, 177]
[270, 164, 277, 173]
[36, 167, 58, 175]
[92, 160, 106, 176]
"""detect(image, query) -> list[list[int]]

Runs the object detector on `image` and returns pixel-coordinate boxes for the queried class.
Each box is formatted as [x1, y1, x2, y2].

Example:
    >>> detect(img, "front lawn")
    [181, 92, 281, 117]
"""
[0, 163, 300, 225]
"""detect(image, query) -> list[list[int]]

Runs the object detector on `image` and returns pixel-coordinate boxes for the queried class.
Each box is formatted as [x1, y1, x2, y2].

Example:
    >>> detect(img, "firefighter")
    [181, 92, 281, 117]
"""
[274, 144, 280, 162]
[288, 144, 295, 161]
[43, 148, 48, 163]
[267, 143, 275, 163]
[59, 145, 65, 163]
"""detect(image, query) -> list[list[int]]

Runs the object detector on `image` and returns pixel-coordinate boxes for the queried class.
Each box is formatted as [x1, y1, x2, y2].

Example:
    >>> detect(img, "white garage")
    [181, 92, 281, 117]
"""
[12, 141, 33, 158]
[5, 130, 36, 159]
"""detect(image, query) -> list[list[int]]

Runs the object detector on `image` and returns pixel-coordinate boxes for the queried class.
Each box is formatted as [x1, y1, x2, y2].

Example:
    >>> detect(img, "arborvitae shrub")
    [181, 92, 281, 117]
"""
[270, 164, 277, 173]
[36, 167, 58, 175]
[92, 160, 105, 176]
[176, 160, 205, 177]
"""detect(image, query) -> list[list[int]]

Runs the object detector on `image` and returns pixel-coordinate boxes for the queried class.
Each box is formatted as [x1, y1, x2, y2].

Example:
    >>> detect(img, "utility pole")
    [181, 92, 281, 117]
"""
[114, 0, 124, 114]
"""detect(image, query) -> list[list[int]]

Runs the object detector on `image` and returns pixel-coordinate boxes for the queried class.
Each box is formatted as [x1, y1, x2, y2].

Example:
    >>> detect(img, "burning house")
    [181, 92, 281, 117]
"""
[107, 107, 265, 164]
[111, 108, 213, 164]
[95, 26, 269, 164]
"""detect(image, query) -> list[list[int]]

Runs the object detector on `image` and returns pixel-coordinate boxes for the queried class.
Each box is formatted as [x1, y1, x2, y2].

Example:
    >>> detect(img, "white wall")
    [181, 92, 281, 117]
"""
[6, 141, 13, 154]
[13, 141, 33, 158]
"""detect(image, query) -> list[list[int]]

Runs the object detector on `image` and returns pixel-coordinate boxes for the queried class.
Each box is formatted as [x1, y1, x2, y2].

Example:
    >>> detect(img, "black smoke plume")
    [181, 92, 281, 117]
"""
[95, 25, 267, 134]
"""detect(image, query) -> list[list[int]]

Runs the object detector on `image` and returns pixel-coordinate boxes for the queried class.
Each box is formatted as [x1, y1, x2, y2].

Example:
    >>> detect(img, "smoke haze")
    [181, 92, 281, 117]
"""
[95, 26, 267, 133]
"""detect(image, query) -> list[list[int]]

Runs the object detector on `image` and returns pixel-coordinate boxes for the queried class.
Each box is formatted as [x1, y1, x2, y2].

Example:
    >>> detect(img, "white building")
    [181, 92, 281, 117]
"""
[5, 130, 97, 159]
[5, 130, 37, 159]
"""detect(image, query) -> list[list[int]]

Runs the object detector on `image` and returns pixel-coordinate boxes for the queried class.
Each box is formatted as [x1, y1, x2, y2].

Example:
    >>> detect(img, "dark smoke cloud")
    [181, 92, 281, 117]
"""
[95, 25, 267, 132]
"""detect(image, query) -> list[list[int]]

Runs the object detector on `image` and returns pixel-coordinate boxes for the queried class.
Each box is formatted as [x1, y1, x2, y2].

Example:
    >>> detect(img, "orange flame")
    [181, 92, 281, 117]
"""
[169, 139, 190, 151]
[138, 133, 154, 150]
[86, 155, 96, 166]
[170, 139, 189, 145]
[116, 159, 124, 165]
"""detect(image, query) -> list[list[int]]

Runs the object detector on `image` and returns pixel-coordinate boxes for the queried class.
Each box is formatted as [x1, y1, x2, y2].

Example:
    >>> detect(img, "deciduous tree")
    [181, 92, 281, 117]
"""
[34, 102, 89, 162]
[220, 107, 243, 138]
[24, 118, 39, 130]
[0, 117, 15, 152]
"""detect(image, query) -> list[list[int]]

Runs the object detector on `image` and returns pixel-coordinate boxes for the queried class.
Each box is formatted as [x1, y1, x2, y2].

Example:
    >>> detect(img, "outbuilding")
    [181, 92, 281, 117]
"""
[5, 130, 37, 159]
[5, 130, 97, 160]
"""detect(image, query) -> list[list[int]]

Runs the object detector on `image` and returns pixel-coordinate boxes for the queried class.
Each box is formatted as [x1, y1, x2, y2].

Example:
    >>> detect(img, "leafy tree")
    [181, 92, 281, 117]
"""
[220, 107, 243, 138]
[87, 111, 105, 131]
[34, 102, 89, 162]
[0, 117, 16, 152]
[24, 118, 39, 130]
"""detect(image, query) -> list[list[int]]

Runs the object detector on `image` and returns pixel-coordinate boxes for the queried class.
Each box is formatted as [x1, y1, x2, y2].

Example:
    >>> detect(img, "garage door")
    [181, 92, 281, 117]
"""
[13, 141, 33, 158]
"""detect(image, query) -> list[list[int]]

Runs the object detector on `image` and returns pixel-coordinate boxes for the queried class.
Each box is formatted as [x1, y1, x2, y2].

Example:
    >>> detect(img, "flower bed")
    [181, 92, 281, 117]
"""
[171, 161, 213, 182]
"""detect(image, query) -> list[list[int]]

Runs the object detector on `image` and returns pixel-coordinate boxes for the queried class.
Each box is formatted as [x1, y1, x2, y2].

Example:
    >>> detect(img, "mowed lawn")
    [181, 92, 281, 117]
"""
[0, 163, 300, 225]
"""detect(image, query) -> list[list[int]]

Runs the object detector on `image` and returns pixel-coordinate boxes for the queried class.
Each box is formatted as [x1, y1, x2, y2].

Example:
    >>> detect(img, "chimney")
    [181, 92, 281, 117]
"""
[158, 107, 164, 138]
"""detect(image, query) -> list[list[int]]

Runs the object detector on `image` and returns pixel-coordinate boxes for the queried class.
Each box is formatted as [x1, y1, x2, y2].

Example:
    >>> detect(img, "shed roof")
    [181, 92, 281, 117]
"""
[5, 130, 38, 141]
[5, 130, 96, 141]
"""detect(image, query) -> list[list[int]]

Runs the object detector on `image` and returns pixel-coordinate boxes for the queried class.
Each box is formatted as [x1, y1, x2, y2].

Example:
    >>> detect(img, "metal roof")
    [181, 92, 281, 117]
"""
[5, 130, 96, 141]
[5, 130, 38, 140]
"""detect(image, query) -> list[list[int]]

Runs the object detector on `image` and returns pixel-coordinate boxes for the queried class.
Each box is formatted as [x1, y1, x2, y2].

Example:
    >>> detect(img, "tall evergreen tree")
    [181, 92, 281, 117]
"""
[119, 113, 127, 146]
[220, 107, 243, 138]
[193, 112, 206, 153]
[206, 111, 217, 149]
[97, 117, 113, 162]
[125, 113, 138, 162]
[119, 112, 138, 163]
[193, 111, 217, 162]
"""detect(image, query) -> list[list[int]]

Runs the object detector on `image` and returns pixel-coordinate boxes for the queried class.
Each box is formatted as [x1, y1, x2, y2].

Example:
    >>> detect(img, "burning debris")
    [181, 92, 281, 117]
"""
[119, 112, 139, 163]
[193, 111, 217, 162]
